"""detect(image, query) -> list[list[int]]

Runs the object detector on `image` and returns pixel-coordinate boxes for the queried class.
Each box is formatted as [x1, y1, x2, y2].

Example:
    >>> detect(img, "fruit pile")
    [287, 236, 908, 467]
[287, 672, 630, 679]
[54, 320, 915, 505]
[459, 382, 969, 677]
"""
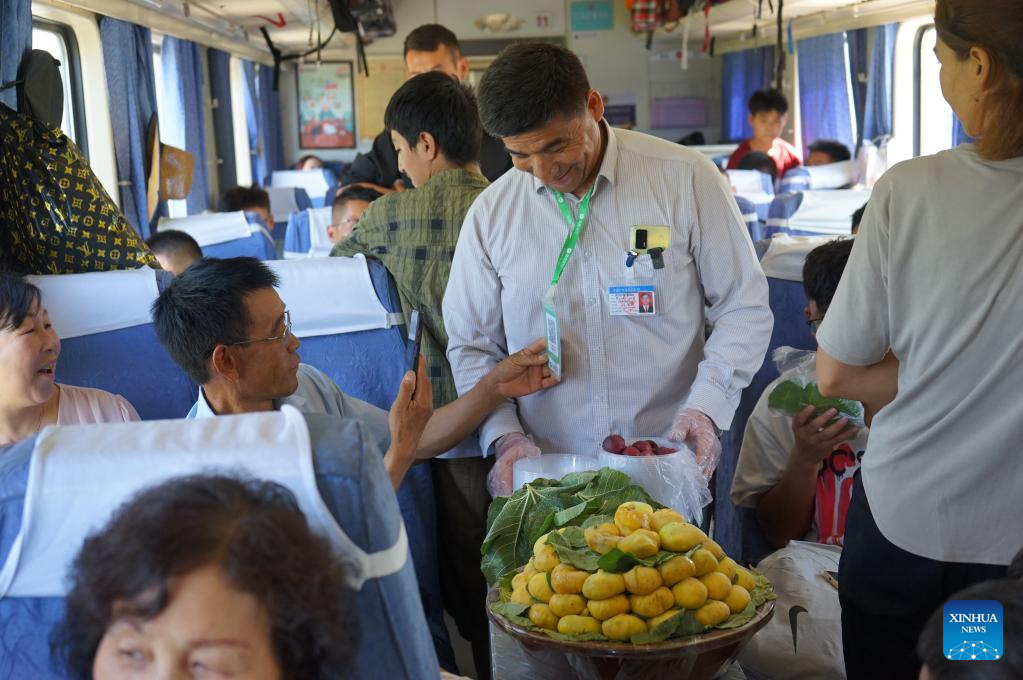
[602, 435, 678, 457]
[496, 501, 773, 644]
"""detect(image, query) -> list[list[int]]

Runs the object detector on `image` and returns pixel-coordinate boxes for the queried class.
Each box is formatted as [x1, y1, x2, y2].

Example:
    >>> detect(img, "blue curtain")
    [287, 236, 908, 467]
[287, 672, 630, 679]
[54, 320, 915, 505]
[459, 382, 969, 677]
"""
[0, 0, 31, 109]
[952, 116, 973, 147]
[798, 32, 855, 156]
[100, 18, 158, 237]
[159, 36, 209, 214]
[862, 23, 898, 142]
[846, 28, 868, 148]
[721, 46, 775, 143]
[207, 49, 237, 192]
[257, 65, 284, 182]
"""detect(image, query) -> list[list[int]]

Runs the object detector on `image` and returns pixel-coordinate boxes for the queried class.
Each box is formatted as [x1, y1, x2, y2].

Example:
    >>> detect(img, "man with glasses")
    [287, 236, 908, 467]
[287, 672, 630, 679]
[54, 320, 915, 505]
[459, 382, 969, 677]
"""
[151, 257, 555, 492]
[327, 186, 382, 244]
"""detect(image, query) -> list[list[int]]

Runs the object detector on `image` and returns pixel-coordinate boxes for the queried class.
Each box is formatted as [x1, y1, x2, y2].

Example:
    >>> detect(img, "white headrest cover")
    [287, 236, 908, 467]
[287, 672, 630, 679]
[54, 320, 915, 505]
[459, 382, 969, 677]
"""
[307, 206, 335, 256]
[806, 160, 859, 189]
[0, 407, 407, 597]
[267, 255, 398, 337]
[727, 169, 774, 206]
[265, 186, 301, 224]
[157, 211, 252, 247]
[27, 267, 159, 339]
[272, 169, 330, 199]
[760, 233, 838, 282]
[788, 189, 871, 235]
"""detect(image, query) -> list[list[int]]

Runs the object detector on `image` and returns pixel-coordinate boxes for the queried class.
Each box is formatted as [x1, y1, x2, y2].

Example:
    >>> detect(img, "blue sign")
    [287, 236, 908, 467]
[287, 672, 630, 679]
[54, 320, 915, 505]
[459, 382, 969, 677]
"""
[943, 600, 1003, 661]
[571, 1, 614, 32]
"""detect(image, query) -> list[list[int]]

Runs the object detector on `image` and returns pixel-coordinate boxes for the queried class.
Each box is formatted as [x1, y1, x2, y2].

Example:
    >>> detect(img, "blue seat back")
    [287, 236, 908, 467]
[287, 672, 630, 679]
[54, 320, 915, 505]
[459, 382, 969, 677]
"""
[29, 269, 197, 421]
[201, 230, 276, 260]
[283, 207, 333, 259]
[727, 169, 775, 221]
[0, 415, 440, 680]
[265, 186, 312, 238]
[766, 190, 870, 238]
[777, 166, 811, 194]
[270, 170, 334, 208]
[733, 195, 764, 242]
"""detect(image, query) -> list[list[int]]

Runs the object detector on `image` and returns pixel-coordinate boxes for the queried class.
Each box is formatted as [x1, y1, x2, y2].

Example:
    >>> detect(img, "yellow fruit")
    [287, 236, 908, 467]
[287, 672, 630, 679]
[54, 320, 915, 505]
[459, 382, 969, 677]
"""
[630, 586, 675, 619]
[691, 549, 719, 576]
[533, 533, 550, 556]
[735, 567, 756, 591]
[524, 559, 538, 580]
[587, 594, 631, 621]
[510, 585, 533, 606]
[672, 577, 709, 610]
[529, 603, 560, 630]
[618, 529, 660, 558]
[658, 522, 708, 552]
[699, 572, 732, 601]
[658, 555, 696, 586]
[584, 525, 622, 555]
[582, 570, 627, 601]
[614, 501, 653, 536]
[703, 538, 726, 560]
[623, 566, 663, 595]
[650, 508, 687, 533]
[527, 572, 554, 603]
[551, 564, 589, 594]
[557, 615, 602, 636]
[549, 593, 587, 618]
[694, 600, 731, 627]
[512, 572, 528, 590]
[716, 556, 737, 580]
[724, 585, 751, 614]
[602, 613, 648, 641]
[648, 608, 683, 629]
[533, 544, 561, 572]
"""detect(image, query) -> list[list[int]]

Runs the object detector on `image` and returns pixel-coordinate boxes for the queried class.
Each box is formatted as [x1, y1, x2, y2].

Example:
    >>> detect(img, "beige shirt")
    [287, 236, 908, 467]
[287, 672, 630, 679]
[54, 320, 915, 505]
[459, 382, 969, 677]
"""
[56, 383, 140, 425]
[817, 145, 1023, 565]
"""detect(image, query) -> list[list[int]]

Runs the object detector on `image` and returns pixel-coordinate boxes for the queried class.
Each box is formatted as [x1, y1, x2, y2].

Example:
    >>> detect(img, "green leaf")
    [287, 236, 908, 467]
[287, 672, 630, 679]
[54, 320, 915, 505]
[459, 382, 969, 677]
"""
[767, 380, 805, 414]
[547, 528, 600, 571]
[631, 609, 706, 643]
[581, 514, 614, 529]
[768, 380, 862, 421]
[555, 499, 595, 527]
[717, 600, 757, 629]
[489, 600, 533, 629]
[749, 567, 777, 608]
[597, 549, 679, 572]
[498, 571, 516, 600]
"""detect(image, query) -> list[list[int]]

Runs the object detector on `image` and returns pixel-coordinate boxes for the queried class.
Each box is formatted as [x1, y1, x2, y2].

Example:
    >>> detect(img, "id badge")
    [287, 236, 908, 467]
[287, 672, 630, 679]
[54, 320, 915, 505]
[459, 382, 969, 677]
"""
[542, 287, 562, 380]
[608, 282, 657, 316]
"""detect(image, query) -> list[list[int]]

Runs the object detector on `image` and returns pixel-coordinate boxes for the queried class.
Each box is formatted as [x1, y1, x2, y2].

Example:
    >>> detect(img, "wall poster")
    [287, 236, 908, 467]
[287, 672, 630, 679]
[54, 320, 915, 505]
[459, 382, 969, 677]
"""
[297, 61, 355, 149]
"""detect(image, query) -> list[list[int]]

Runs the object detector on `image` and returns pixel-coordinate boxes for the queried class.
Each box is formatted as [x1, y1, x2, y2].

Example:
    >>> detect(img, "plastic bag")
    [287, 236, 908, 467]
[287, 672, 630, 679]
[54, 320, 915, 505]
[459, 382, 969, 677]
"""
[767, 347, 865, 428]
[598, 437, 712, 525]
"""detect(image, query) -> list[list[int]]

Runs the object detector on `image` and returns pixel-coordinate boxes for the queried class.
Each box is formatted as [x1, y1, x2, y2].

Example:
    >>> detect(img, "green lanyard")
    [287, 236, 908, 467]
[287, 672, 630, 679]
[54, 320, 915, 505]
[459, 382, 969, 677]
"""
[548, 184, 595, 287]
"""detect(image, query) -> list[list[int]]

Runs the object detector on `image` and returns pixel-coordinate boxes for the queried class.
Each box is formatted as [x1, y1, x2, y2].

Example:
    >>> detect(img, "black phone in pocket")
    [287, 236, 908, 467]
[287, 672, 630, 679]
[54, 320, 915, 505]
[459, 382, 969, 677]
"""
[405, 310, 423, 373]
[634, 228, 649, 250]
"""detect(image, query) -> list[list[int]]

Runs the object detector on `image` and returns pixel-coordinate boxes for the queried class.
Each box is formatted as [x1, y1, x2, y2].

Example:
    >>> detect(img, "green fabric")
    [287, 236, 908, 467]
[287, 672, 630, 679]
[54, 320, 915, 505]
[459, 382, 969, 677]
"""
[331, 168, 489, 407]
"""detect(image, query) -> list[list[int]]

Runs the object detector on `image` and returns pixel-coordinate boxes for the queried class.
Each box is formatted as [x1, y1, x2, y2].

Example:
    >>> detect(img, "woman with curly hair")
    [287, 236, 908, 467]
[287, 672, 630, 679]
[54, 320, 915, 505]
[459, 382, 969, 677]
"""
[51, 474, 355, 679]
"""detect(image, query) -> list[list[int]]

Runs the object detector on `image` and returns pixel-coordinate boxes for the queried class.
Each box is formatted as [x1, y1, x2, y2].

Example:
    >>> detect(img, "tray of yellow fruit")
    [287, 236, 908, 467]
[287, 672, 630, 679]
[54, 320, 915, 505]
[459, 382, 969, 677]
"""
[483, 469, 775, 680]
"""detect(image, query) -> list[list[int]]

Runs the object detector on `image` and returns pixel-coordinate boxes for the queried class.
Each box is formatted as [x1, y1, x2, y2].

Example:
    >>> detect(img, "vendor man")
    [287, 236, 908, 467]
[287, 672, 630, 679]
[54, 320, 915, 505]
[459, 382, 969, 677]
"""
[444, 43, 773, 496]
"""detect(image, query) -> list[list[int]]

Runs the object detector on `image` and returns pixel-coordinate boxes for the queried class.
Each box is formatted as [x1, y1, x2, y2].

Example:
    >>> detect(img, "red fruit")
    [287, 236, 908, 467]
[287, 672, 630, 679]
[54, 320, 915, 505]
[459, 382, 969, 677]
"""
[622, 446, 642, 457]
[645, 440, 660, 451]
[656, 447, 678, 455]
[602, 434, 627, 454]
[634, 440, 653, 453]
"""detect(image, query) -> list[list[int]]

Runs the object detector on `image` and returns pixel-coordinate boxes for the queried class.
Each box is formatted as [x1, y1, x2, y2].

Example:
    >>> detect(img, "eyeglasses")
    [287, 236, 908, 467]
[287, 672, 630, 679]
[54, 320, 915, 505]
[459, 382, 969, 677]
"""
[227, 311, 293, 346]
[331, 216, 360, 229]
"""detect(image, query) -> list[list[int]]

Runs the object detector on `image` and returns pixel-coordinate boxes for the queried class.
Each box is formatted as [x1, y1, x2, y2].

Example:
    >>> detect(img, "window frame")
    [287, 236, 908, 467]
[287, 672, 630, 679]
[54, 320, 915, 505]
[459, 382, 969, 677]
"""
[912, 23, 929, 157]
[31, 17, 88, 158]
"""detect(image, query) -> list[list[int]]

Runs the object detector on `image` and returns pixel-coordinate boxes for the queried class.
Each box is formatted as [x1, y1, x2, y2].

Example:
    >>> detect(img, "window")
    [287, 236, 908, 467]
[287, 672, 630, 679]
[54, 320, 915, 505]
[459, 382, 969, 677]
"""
[32, 21, 87, 155]
[915, 26, 954, 157]
[152, 38, 189, 218]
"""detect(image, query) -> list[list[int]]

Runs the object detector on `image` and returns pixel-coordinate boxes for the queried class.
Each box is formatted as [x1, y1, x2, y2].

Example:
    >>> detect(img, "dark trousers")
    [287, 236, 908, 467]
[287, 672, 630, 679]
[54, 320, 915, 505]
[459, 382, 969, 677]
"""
[432, 456, 496, 680]
[839, 473, 1008, 679]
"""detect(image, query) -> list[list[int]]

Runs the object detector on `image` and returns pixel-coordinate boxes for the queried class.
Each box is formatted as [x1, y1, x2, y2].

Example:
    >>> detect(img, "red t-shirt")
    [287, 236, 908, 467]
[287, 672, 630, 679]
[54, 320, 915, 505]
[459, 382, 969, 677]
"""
[727, 138, 803, 178]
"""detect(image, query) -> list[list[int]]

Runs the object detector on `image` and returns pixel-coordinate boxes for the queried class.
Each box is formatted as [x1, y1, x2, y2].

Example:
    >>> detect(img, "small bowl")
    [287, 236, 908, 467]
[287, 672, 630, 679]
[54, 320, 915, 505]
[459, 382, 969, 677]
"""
[512, 454, 598, 491]
[598, 437, 707, 523]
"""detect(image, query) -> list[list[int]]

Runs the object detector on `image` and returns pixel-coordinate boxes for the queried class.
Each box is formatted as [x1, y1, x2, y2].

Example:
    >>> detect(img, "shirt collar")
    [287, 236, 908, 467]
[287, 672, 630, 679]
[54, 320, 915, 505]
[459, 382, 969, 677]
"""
[531, 118, 619, 196]
[423, 167, 488, 189]
[193, 386, 306, 416]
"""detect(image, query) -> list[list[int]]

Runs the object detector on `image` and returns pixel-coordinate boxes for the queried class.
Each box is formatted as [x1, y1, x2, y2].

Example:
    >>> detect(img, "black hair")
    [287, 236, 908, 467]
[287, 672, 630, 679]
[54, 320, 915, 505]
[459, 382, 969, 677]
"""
[851, 203, 868, 232]
[332, 186, 382, 221]
[917, 575, 1023, 679]
[477, 42, 590, 138]
[151, 257, 279, 384]
[146, 230, 202, 262]
[221, 185, 270, 212]
[737, 151, 778, 181]
[384, 71, 482, 166]
[295, 154, 323, 169]
[808, 138, 852, 163]
[802, 239, 854, 310]
[403, 23, 461, 57]
[0, 272, 41, 333]
[748, 88, 789, 116]
[52, 474, 355, 680]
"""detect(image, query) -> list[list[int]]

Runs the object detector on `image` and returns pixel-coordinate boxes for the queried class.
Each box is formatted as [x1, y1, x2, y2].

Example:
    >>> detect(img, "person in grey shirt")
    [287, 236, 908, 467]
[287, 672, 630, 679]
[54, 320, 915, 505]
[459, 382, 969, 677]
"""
[443, 43, 772, 496]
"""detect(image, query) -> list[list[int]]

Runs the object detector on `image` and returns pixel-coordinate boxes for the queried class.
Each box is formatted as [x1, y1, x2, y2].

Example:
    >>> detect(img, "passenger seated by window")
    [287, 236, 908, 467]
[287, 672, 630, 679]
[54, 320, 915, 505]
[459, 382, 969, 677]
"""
[727, 88, 802, 178]
[328, 186, 382, 243]
[0, 274, 139, 447]
[222, 185, 273, 229]
[851, 203, 867, 235]
[146, 230, 202, 276]
[152, 257, 555, 490]
[806, 138, 853, 166]
[295, 154, 325, 171]
[737, 150, 779, 184]
[732, 239, 863, 549]
[52, 474, 355, 679]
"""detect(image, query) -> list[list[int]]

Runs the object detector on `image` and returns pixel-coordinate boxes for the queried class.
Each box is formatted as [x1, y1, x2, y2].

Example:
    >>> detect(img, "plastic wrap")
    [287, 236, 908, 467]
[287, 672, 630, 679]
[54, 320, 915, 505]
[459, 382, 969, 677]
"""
[766, 347, 865, 428]
[598, 437, 712, 526]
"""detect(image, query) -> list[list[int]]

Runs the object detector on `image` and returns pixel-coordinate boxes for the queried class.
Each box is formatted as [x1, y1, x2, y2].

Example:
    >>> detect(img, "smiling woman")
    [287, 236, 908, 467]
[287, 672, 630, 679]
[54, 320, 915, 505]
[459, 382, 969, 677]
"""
[0, 273, 139, 447]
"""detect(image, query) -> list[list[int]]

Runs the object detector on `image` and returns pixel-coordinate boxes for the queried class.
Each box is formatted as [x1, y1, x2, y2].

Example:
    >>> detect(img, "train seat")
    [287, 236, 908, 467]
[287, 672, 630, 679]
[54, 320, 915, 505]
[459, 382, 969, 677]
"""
[265, 186, 312, 240]
[270, 169, 335, 208]
[284, 206, 334, 259]
[734, 194, 763, 242]
[157, 211, 276, 260]
[778, 159, 859, 193]
[726, 168, 775, 221]
[765, 189, 870, 238]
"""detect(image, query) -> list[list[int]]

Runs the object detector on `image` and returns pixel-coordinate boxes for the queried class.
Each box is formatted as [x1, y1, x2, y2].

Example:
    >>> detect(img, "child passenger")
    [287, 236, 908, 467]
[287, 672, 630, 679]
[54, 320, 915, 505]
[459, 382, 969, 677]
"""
[727, 88, 802, 179]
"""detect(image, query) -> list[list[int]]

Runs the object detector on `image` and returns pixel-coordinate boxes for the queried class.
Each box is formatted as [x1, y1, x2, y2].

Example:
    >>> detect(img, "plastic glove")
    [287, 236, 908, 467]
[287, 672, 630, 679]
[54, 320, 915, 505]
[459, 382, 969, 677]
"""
[487, 432, 541, 497]
[668, 408, 721, 481]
